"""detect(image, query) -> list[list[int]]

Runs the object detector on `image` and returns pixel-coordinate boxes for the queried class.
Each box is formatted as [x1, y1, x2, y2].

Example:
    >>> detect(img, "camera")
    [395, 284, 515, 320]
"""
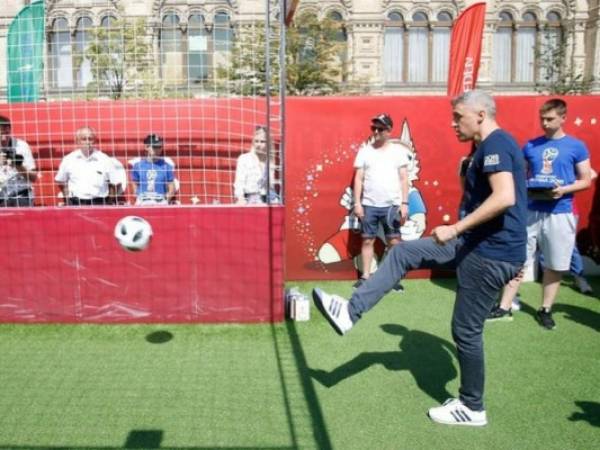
[1, 149, 24, 166]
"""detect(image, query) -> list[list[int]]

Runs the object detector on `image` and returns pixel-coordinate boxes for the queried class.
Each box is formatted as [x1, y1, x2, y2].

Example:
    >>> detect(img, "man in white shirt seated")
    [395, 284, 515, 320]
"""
[0, 115, 38, 207]
[55, 127, 119, 206]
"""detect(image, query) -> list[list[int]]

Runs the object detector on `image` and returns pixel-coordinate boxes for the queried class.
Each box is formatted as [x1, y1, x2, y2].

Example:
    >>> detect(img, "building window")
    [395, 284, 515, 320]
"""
[408, 12, 429, 82]
[515, 11, 537, 82]
[327, 10, 347, 82]
[432, 11, 453, 82]
[159, 11, 234, 86]
[493, 11, 513, 82]
[539, 11, 563, 83]
[160, 14, 184, 85]
[383, 11, 404, 83]
[214, 11, 233, 52]
[188, 14, 211, 83]
[383, 10, 452, 85]
[74, 17, 93, 88]
[493, 10, 554, 85]
[50, 17, 73, 88]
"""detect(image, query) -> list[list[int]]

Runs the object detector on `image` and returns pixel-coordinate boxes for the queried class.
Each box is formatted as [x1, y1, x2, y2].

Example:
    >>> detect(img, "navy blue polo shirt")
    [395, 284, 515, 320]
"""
[461, 129, 527, 263]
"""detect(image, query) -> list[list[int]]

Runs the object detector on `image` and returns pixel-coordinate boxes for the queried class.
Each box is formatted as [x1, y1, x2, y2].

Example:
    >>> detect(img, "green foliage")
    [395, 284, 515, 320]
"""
[220, 13, 347, 96]
[81, 17, 153, 99]
[535, 27, 593, 95]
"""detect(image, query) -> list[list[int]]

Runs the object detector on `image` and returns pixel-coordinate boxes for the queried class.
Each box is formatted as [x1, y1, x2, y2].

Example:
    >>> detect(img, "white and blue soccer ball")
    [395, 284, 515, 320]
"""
[114, 216, 153, 251]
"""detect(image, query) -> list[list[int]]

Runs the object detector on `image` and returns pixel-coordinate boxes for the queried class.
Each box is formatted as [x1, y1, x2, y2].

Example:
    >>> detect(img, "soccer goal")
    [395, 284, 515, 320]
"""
[0, 0, 287, 323]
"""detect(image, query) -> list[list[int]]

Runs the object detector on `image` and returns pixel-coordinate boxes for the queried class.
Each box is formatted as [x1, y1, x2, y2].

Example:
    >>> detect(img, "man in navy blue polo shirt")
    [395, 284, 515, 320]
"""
[312, 90, 527, 426]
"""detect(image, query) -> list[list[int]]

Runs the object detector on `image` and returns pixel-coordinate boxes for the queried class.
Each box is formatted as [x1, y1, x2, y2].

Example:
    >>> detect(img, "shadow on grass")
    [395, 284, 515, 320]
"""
[569, 401, 600, 427]
[274, 321, 333, 450]
[553, 304, 600, 332]
[145, 330, 174, 344]
[427, 275, 457, 294]
[308, 323, 457, 403]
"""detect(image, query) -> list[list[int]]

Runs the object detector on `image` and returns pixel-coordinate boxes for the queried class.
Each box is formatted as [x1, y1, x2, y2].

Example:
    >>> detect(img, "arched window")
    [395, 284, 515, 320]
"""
[432, 11, 453, 82]
[515, 11, 537, 82]
[160, 14, 184, 85]
[188, 14, 210, 82]
[408, 12, 429, 82]
[214, 11, 233, 52]
[383, 12, 404, 83]
[100, 15, 117, 29]
[327, 10, 347, 82]
[493, 11, 514, 83]
[74, 17, 93, 88]
[539, 11, 563, 83]
[50, 18, 73, 88]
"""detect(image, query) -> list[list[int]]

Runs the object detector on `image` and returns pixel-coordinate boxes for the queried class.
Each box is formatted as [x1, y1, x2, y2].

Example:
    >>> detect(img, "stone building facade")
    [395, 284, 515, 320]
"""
[0, 0, 599, 99]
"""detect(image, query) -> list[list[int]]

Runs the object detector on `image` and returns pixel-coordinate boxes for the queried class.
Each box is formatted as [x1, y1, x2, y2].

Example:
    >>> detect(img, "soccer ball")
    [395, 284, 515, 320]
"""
[114, 216, 153, 251]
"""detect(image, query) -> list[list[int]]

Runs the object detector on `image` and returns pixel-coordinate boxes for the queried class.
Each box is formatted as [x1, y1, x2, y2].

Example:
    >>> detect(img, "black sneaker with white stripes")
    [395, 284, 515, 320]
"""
[428, 398, 487, 426]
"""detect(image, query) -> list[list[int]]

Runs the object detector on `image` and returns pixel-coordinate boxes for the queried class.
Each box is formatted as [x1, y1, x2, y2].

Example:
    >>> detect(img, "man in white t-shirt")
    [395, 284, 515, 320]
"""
[353, 114, 409, 287]
[55, 127, 119, 206]
[0, 115, 38, 207]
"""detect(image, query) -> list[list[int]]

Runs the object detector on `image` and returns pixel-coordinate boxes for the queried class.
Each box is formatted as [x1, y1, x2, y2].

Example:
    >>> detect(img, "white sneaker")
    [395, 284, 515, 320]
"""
[511, 295, 521, 311]
[428, 398, 487, 427]
[575, 276, 593, 295]
[312, 288, 354, 335]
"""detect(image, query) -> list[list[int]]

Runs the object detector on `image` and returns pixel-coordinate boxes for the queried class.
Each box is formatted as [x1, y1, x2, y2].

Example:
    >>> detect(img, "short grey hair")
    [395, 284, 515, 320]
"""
[451, 90, 496, 119]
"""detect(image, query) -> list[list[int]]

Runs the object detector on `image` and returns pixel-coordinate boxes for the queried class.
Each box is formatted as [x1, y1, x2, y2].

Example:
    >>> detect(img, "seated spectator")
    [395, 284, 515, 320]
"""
[0, 115, 37, 207]
[130, 134, 175, 205]
[55, 127, 119, 206]
[233, 126, 280, 204]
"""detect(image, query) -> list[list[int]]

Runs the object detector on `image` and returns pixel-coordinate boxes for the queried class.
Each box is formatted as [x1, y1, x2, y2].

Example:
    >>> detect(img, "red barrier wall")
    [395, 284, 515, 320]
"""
[0, 206, 285, 323]
[284, 96, 600, 280]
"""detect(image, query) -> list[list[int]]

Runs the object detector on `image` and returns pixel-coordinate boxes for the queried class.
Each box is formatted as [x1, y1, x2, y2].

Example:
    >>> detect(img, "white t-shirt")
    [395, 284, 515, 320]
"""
[353, 141, 410, 207]
[13, 138, 36, 172]
[233, 151, 275, 201]
[55, 149, 118, 199]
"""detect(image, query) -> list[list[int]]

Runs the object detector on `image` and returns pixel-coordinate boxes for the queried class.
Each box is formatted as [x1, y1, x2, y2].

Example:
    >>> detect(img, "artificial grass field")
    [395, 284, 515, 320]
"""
[0, 277, 598, 450]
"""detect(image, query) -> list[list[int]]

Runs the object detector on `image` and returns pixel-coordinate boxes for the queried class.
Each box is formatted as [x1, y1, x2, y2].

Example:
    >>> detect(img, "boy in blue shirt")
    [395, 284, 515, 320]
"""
[490, 99, 592, 329]
[131, 134, 175, 205]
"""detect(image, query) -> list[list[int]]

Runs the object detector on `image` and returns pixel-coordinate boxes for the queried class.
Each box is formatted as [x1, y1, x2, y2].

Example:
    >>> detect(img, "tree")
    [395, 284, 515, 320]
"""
[220, 12, 345, 96]
[535, 26, 593, 95]
[80, 17, 153, 99]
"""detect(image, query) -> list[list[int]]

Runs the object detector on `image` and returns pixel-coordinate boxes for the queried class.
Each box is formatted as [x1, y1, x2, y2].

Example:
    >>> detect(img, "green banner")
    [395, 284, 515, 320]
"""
[7, 0, 45, 103]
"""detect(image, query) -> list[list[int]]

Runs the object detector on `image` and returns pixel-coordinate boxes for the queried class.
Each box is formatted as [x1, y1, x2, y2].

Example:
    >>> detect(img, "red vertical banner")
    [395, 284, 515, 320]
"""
[285, 0, 300, 26]
[447, 2, 487, 96]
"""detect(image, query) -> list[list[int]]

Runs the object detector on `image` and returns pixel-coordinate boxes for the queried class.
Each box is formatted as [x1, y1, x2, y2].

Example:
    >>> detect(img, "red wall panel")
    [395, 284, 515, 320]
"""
[284, 96, 600, 280]
[0, 206, 284, 323]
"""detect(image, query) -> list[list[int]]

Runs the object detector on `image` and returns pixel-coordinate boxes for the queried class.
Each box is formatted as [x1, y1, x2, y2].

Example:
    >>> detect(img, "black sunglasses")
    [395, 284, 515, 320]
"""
[371, 125, 388, 132]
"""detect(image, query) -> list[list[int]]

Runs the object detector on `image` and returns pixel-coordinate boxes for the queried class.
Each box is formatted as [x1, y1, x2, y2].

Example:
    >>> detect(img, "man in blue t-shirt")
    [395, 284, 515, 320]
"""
[490, 99, 592, 329]
[311, 90, 527, 427]
[131, 134, 175, 205]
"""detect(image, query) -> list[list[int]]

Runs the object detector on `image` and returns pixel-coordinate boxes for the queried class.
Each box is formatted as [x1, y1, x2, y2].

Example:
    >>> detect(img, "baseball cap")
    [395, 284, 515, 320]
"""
[371, 113, 393, 130]
[143, 133, 163, 147]
[0, 115, 11, 126]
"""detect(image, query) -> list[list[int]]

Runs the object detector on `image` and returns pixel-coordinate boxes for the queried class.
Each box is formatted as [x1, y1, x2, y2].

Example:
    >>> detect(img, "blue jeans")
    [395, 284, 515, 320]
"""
[348, 237, 521, 411]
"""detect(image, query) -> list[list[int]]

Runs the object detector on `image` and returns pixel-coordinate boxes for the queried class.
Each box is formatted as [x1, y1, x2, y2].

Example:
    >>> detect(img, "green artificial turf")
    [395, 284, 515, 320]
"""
[0, 277, 599, 450]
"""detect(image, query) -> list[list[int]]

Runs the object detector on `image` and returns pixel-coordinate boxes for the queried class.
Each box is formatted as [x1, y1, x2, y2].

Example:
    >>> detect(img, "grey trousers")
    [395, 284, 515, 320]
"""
[348, 237, 520, 411]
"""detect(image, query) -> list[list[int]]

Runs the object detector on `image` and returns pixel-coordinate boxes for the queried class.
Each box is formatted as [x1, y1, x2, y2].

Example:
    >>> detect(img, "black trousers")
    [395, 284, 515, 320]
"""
[67, 197, 112, 206]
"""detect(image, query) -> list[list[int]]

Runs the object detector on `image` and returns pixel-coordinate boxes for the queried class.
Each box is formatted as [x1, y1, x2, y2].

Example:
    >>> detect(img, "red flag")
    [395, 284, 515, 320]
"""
[285, 0, 300, 26]
[447, 2, 486, 96]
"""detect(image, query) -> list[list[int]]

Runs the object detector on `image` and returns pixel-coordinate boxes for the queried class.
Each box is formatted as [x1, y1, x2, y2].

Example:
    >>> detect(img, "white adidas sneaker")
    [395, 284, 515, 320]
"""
[312, 288, 354, 335]
[428, 398, 488, 426]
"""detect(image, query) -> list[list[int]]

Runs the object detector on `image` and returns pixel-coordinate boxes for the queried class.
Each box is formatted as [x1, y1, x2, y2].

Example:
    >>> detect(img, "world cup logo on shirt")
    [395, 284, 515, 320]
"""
[542, 147, 559, 174]
[146, 169, 157, 192]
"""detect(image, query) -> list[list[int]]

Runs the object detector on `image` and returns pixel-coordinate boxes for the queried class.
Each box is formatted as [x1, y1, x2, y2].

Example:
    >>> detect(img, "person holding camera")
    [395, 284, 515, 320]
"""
[0, 115, 37, 207]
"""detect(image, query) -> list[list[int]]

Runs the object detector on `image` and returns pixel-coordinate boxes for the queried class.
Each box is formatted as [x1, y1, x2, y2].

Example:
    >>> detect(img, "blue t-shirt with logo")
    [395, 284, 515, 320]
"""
[524, 135, 589, 213]
[131, 159, 174, 196]
[461, 129, 527, 263]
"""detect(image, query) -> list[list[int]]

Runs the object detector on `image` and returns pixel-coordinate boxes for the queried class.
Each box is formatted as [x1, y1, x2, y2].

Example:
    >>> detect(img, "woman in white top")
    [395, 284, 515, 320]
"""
[233, 126, 278, 204]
